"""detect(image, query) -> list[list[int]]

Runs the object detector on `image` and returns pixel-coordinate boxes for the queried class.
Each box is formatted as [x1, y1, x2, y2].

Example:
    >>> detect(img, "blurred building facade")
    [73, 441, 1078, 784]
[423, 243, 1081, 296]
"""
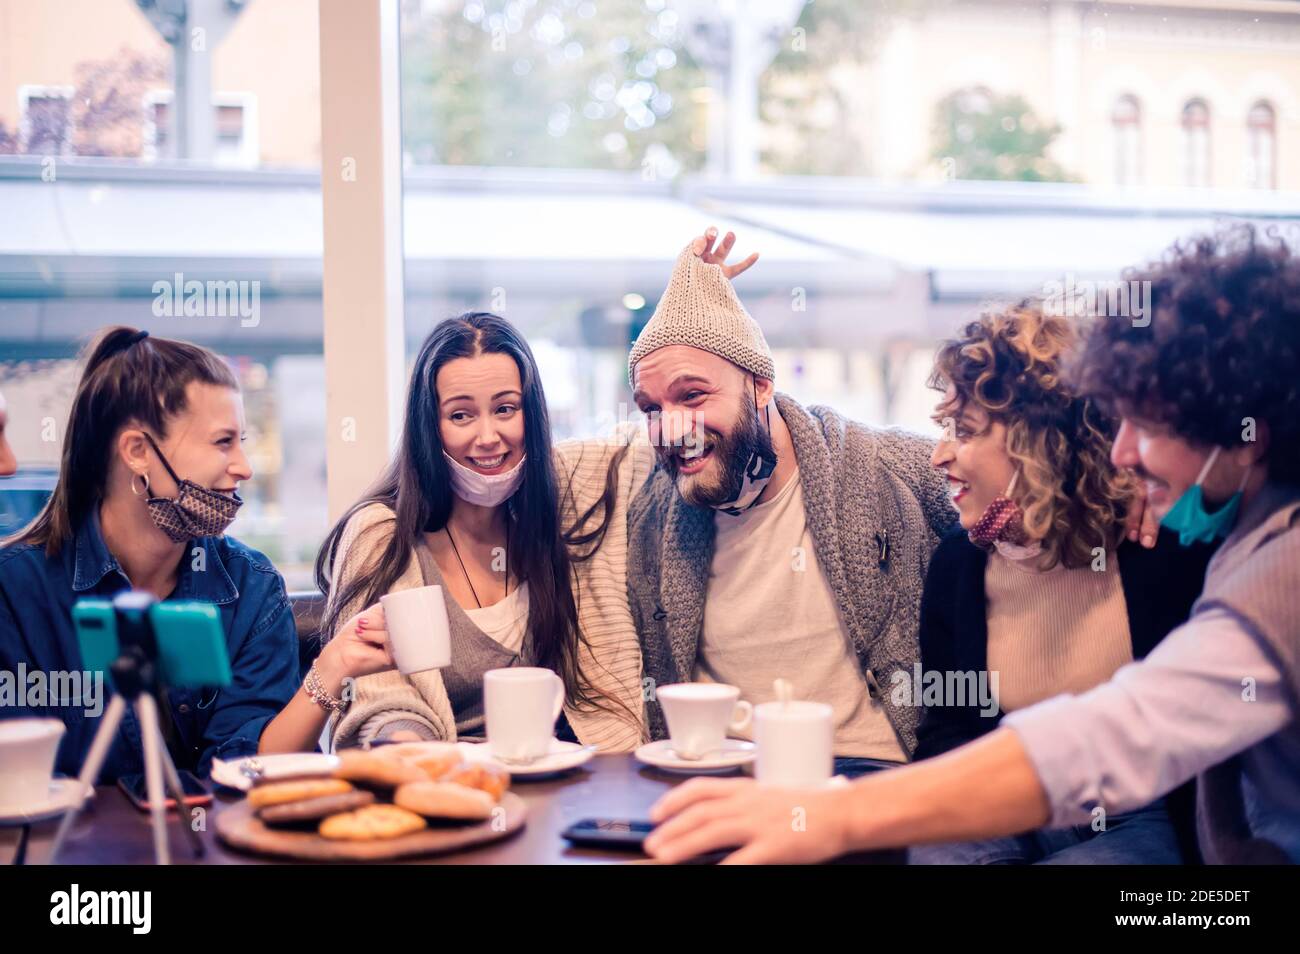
[2, 1, 1296, 188]
[2, 0, 1298, 586]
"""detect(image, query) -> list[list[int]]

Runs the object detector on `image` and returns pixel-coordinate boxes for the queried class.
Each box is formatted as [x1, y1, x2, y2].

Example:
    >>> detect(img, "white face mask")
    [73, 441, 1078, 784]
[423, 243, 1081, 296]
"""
[443, 452, 527, 507]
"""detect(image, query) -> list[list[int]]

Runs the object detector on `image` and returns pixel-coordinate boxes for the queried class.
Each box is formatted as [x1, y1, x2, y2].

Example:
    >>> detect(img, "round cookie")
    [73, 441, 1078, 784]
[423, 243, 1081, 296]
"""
[393, 781, 496, 821]
[258, 789, 376, 825]
[381, 740, 463, 778]
[318, 804, 427, 841]
[332, 749, 426, 788]
[382, 740, 460, 763]
[405, 746, 464, 781]
[247, 778, 354, 809]
[442, 762, 510, 802]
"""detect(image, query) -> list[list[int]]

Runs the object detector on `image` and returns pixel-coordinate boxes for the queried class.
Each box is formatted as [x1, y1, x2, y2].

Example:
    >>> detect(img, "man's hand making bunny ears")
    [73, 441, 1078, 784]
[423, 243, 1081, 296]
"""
[692, 226, 759, 280]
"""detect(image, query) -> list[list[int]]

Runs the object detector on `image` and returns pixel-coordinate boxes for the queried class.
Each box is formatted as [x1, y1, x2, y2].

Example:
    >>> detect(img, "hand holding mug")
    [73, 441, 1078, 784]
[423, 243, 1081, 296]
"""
[314, 603, 394, 695]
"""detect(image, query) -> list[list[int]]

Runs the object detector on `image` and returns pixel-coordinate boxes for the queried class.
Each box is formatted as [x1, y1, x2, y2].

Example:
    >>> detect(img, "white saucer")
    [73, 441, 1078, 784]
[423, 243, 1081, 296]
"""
[458, 739, 596, 778]
[0, 778, 91, 826]
[210, 753, 341, 792]
[635, 739, 756, 775]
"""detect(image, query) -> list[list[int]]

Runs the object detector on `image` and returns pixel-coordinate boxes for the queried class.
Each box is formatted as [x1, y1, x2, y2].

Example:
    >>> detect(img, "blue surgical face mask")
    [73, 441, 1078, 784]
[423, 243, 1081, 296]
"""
[1160, 447, 1250, 547]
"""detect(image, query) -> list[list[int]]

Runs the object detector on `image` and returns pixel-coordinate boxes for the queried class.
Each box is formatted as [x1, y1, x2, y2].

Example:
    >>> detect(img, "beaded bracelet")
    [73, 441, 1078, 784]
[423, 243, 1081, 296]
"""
[304, 661, 345, 713]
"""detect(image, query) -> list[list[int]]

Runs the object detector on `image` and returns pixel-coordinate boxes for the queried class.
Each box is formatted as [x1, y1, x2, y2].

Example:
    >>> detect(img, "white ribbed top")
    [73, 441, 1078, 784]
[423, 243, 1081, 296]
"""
[328, 428, 653, 753]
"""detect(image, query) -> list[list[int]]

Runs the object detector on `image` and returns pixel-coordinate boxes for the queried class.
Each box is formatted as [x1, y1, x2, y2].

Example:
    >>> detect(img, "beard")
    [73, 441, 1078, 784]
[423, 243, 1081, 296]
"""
[659, 393, 775, 509]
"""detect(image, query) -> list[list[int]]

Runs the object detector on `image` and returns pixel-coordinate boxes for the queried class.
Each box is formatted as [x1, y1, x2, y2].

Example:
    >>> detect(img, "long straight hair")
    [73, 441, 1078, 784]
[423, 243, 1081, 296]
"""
[5, 326, 238, 556]
[315, 312, 629, 716]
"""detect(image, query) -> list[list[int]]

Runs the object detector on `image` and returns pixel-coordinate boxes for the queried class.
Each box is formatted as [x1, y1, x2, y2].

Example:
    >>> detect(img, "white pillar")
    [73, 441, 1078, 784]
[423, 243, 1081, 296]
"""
[318, 0, 406, 521]
[728, 16, 758, 180]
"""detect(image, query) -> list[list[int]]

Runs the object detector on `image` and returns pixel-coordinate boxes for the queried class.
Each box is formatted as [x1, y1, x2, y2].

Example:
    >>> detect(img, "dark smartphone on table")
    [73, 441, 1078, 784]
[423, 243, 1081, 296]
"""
[117, 771, 213, 812]
[561, 818, 656, 849]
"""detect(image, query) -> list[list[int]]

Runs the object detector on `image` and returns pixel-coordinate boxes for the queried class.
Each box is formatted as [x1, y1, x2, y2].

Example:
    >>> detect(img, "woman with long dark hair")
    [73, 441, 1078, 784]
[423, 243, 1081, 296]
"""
[313, 312, 649, 751]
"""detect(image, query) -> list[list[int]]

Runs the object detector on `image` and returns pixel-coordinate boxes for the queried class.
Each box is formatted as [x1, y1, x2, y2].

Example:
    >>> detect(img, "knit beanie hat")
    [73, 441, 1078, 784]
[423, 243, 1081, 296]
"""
[628, 243, 775, 384]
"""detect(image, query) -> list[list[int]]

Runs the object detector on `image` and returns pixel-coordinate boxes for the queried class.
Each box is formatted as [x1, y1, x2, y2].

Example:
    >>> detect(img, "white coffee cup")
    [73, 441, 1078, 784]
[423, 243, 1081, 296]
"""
[0, 718, 65, 810]
[656, 683, 753, 761]
[754, 700, 833, 786]
[379, 584, 452, 675]
[484, 667, 564, 762]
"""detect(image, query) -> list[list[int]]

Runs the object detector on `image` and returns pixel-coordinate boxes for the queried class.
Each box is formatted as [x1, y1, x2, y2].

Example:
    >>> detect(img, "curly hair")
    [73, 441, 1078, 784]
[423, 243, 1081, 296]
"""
[1069, 224, 1300, 487]
[929, 301, 1135, 569]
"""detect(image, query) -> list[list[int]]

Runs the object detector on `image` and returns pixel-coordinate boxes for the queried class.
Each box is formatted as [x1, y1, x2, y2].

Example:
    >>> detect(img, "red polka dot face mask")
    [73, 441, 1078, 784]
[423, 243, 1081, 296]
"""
[967, 471, 1041, 560]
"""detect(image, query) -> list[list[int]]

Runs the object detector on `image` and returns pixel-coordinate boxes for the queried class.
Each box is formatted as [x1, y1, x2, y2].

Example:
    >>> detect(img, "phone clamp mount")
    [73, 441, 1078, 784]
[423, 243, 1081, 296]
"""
[50, 590, 206, 866]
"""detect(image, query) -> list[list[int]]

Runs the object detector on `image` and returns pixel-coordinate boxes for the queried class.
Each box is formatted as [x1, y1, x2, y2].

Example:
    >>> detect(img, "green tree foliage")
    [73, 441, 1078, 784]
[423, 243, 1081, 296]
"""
[931, 86, 1071, 182]
[400, 0, 705, 173]
[761, 0, 926, 176]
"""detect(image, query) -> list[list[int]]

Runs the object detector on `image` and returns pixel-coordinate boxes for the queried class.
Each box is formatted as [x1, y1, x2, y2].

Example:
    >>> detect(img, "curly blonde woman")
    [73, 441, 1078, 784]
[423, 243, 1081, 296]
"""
[904, 301, 1216, 863]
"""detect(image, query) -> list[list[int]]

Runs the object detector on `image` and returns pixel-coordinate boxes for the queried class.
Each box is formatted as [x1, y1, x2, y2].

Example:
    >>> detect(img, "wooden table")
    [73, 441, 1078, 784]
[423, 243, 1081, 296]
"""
[1, 754, 900, 865]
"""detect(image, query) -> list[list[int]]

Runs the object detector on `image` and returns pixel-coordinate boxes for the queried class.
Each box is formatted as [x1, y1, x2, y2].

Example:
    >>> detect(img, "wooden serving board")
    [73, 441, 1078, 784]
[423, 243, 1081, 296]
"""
[215, 792, 526, 861]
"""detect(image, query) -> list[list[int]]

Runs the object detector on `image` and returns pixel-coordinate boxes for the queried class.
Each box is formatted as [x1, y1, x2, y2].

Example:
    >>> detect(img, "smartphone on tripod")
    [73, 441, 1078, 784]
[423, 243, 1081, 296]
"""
[74, 599, 232, 691]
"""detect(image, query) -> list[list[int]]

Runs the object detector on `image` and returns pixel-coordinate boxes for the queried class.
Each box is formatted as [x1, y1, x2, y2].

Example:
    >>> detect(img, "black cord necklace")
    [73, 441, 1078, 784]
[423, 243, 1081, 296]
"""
[444, 519, 509, 609]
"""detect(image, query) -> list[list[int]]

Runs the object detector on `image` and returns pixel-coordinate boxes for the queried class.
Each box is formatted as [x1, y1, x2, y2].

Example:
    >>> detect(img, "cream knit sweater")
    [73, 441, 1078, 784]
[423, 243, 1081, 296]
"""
[328, 428, 654, 752]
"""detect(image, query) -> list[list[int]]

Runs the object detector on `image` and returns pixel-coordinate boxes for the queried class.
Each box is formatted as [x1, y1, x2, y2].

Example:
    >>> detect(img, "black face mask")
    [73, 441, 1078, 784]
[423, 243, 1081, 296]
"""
[138, 432, 243, 542]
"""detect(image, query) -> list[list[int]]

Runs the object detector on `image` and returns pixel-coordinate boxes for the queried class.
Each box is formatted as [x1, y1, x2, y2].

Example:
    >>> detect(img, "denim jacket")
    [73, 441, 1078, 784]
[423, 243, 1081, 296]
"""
[0, 509, 298, 781]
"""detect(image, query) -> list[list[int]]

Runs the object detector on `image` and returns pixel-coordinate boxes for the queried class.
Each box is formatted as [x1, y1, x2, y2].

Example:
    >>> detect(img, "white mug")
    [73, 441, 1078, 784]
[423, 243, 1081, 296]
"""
[483, 667, 565, 762]
[754, 700, 833, 786]
[0, 718, 64, 809]
[379, 584, 452, 675]
[656, 683, 753, 761]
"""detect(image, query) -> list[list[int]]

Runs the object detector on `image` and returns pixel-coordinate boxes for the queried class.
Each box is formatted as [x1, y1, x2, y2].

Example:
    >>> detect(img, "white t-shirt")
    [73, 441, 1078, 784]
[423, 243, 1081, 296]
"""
[463, 581, 530, 655]
[694, 469, 906, 761]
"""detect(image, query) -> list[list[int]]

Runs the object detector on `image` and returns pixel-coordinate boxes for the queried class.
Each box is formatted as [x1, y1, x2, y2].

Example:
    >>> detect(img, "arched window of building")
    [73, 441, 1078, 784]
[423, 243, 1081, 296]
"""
[1246, 100, 1276, 190]
[1181, 98, 1212, 187]
[1111, 94, 1142, 186]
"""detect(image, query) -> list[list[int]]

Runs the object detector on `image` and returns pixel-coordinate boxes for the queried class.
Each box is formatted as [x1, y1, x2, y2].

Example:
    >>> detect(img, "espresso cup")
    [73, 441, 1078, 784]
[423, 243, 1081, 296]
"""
[379, 584, 452, 675]
[656, 683, 753, 761]
[0, 718, 65, 810]
[753, 700, 833, 786]
[483, 667, 565, 762]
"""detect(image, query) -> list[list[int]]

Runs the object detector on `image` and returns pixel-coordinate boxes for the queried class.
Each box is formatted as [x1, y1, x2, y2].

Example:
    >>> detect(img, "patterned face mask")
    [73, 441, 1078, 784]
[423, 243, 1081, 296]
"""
[968, 471, 1041, 560]
[138, 432, 243, 542]
[711, 380, 778, 517]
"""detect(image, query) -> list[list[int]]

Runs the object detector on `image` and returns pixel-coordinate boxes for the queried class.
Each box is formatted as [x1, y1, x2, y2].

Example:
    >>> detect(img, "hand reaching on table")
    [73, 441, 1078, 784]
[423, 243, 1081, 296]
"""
[644, 777, 854, 864]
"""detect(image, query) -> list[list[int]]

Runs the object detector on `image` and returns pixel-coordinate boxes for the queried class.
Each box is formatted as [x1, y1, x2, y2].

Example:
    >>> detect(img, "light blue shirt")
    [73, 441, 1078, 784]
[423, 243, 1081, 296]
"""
[1004, 607, 1298, 860]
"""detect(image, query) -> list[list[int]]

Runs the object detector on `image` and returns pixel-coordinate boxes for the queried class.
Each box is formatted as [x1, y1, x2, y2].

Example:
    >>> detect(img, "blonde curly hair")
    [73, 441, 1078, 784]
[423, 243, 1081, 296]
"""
[928, 300, 1135, 569]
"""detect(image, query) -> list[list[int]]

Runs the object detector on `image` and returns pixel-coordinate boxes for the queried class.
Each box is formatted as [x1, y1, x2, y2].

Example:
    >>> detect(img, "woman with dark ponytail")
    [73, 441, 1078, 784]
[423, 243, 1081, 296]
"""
[0, 327, 385, 780]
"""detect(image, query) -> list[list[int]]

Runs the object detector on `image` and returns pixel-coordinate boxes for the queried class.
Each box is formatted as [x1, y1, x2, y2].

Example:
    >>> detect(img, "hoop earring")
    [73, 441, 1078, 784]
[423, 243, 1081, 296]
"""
[131, 472, 150, 497]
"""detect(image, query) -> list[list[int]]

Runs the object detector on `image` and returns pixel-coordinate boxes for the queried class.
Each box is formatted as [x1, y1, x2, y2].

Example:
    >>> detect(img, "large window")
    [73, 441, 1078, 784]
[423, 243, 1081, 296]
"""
[0, 0, 324, 588]
[4, 0, 1299, 591]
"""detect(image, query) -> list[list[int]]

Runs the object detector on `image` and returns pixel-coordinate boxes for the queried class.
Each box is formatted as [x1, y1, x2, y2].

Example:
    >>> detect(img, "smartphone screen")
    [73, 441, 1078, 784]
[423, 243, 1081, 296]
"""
[117, 771, 213, 812]
[561, 818, 656, 847]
